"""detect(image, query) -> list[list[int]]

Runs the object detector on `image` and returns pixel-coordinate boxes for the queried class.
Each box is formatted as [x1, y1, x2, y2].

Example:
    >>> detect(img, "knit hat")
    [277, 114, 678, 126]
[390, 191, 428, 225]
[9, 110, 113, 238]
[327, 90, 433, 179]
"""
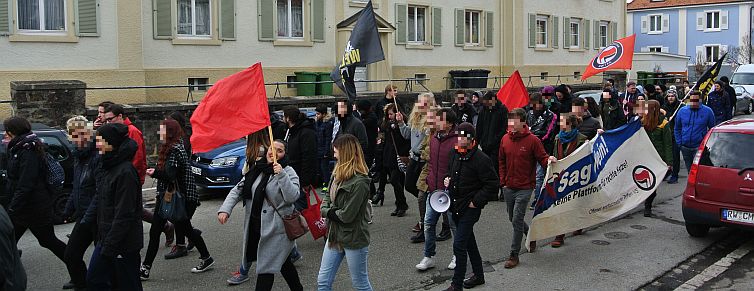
[455, 122, 476, 139]
[667, 88, 678, 96]
[541, 86, 555, 96]
[97, 123, 129, 148]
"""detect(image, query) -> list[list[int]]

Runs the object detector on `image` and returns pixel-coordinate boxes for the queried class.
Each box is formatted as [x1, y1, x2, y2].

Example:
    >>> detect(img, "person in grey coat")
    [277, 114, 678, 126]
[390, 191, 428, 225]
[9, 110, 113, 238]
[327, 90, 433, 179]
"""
[218, 137, 304, 291]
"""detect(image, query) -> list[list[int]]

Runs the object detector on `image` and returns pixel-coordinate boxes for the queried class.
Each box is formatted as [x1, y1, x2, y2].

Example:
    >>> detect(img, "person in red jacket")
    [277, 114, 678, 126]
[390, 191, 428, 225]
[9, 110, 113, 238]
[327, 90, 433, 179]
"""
[102, 104, 175, 247]
[498, 108, 555, 269]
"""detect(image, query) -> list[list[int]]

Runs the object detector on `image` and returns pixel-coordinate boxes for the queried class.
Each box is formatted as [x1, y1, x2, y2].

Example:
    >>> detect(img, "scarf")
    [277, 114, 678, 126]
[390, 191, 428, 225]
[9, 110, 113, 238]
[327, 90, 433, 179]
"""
[242, 154, 289, 201]
[557, 128, 579, 144]
[454, 140, 477, 155]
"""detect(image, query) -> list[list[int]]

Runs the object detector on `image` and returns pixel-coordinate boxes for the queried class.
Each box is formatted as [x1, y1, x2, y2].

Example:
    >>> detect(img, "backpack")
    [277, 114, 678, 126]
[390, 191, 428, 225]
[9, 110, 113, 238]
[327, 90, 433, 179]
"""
[45, 153, 65, 190]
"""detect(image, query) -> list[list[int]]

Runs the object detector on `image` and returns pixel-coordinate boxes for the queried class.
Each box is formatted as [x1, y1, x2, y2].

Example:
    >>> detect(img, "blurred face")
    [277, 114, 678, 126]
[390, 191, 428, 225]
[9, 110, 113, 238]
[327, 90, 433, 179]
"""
[689, 95, 701, 109]
[95, 135, 113, 155]
[337, 102, 347, 117]
[482, 98, 496, 108]
[102, 112, 124, 124]
[267, 141, 286, 162]
[456, 136, 473, 150]
[416, 96, 430, 114]
[70, 127, 92, 149]
[635, 100, 649, 117]
[559, 117, 572, 132]
[158, 124, 167, 143]
[602, 92, 611, 100]
[387, 87, 397, 99]
[572, 105, 585, 117]
[508, 117, 526, 132]
[435, 112, 449, 131]
[531, 100, 544, 110]
[426, 110, 437, 128]
[627, 84, 637, 94]
[667, 93, 677, 103]
[455, 94, 466, 106]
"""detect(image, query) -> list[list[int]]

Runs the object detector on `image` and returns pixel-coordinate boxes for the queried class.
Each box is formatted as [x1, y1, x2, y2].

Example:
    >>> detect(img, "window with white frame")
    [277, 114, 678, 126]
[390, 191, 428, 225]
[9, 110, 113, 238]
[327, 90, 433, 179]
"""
[16, 0, 66, 32]
[648, 46, 662, 53]
[277, 0, 304, 38]
[599, 21, 609, 48]
[648, 14, 662, 33]
[705, 11, 720, 30]
[464, 10, 480, 45]
[705, 45, 720, 63]
[569, 18, 580, 48]
[177, 0, 211, 36]
[407, 5, 426, 43]
[535, 15, 548, 47]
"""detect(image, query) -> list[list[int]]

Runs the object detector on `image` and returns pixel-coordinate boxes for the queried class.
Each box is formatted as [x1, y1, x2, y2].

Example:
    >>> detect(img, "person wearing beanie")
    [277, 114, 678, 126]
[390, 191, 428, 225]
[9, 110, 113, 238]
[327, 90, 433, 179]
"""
[88, 123, 143, 290]
[706, 80, 732, 124]
[661, 89, 683, 184]
[470, 91, 484, 116]
[554, 85, 572, 113]
[540, 85, 562, 114]
[718, 76, 737, 117]
[440, 122, 498, 291]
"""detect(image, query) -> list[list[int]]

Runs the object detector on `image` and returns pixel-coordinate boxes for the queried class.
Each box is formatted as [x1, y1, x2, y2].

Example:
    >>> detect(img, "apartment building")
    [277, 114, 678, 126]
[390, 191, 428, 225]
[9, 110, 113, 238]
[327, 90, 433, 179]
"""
[0, 0, 625, 110]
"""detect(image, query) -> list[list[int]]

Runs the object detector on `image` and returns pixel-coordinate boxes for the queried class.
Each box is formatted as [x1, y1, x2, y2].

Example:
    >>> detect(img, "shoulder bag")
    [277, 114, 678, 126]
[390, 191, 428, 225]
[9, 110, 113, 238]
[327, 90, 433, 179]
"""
[265, 193, 309, 241]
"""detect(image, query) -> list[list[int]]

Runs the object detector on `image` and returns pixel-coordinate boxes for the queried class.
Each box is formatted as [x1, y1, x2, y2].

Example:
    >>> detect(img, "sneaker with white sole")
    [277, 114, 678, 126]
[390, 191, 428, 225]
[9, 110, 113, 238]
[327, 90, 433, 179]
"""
[226, 271, 250, 285]
[139, 265, 151, 281]
[447, 255, 457, 270]
[191, 256, 215, 273]
[415, 256, 436, 271]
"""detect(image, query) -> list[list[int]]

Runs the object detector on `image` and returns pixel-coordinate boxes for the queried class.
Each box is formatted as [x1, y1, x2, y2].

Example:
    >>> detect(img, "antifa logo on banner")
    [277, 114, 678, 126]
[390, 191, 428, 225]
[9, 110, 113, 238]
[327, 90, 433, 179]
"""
[591, 42, 624, 70]
[632, 165, 656, 191]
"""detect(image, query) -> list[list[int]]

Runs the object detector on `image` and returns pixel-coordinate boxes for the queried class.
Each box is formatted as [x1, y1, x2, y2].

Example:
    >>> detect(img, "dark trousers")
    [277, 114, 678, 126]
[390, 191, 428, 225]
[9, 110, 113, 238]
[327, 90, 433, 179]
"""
[449, 208, 484, 287]
[387, 167, 408, 210]
[64, 220, 95, 286]
[483, 147, 499, 177]
[144, 203, 210, 266]
[404, 160, 425, 197]
[86, 250, 142, 291]
[680, 145, 697, 173]
[255, 255, 303, 291]
[671, 142, 681, 177]
[14, 223, 73, 280]
[645, 191, 657, 210]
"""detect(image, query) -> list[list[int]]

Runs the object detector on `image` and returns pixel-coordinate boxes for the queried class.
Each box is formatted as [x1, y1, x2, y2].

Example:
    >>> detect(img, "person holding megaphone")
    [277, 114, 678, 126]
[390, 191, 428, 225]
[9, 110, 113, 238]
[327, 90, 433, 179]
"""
[439, 122, 499, 291]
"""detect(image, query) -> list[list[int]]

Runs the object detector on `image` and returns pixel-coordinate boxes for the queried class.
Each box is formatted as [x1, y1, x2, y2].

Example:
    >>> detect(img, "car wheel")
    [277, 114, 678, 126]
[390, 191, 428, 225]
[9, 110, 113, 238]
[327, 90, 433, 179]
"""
[685, 223, 710, 237]
[748, 100, 753, 115]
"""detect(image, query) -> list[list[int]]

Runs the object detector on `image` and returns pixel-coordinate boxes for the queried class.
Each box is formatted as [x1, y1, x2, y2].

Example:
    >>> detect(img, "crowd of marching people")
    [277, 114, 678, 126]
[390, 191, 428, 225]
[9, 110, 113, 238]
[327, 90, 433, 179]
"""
[0, 75, 738, 290]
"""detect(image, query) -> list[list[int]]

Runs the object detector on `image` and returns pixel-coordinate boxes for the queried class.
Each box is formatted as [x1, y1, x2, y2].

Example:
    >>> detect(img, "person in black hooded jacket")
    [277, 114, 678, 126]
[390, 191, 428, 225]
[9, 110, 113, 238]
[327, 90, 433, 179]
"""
[451, 90, 478, 125]
[380, 103, 411, 217]
[3, 116, 77, 290]
[332, 101, 368, 153]
[87, 123, 143, 291]
[554, 84, 572, 114]
[476, 92, 508, 178]
[282, 106, 318, 210]
[600, 89, 627, 131]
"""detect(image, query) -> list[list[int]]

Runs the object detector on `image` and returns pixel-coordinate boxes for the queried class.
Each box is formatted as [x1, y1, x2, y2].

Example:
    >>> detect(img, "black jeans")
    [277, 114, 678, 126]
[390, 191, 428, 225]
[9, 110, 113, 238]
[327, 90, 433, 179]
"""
[388, 167, 408, 210]
[64, 220, 96, 286]
[87, 249, 142, 291]
[14, 223, 73, 280]
[144, 202, 210, 266]
[645, 191, 657, 210]
[255, 255, 303, 291]
[671, 141, 681, 177]
[449, 208, 484, 288]
[404, 160, 425, 197]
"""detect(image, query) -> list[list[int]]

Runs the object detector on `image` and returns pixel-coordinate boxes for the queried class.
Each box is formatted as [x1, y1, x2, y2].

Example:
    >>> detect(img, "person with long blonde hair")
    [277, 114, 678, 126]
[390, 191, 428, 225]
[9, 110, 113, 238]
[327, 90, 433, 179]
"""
[318, 134, 373, 291]
[398, 92, 436, 242]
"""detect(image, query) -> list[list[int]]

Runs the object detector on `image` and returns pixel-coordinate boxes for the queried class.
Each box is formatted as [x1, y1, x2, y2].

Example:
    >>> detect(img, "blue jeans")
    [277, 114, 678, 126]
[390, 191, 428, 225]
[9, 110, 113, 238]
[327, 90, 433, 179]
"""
[450, 208, 483, 288]
[679, 145, 697, 173]
[531, 164, 545, 206]
[317, 244, 372, 291]
[423, 198, 456, 258]
[504, 188, 532, 256]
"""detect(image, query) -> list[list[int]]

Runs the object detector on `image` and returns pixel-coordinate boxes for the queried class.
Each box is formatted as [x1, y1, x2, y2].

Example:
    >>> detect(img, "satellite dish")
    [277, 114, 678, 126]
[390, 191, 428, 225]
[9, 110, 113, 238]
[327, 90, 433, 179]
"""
[429, 190, 451, 213]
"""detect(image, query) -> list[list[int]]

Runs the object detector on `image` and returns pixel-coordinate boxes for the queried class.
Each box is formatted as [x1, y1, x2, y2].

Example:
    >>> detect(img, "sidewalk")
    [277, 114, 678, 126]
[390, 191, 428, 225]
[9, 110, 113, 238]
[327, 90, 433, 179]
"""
[428, 195, 726, 291]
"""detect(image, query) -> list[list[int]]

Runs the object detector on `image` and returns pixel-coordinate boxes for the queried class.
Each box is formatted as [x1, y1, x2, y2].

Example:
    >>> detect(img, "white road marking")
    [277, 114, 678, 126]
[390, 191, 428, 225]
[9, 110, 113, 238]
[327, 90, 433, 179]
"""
[674, 240, 754, 290]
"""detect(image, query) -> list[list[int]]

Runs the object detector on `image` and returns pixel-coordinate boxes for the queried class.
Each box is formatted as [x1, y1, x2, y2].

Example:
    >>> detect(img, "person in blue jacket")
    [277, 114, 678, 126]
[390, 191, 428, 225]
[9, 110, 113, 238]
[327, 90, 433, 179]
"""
[673, 91, 716, 172]
[705, 81, 732, 125]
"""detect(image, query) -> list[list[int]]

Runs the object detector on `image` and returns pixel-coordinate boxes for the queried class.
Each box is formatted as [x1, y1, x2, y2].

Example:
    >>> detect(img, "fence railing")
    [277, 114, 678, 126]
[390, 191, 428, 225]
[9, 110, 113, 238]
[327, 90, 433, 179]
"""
[443, 72, 690, 90]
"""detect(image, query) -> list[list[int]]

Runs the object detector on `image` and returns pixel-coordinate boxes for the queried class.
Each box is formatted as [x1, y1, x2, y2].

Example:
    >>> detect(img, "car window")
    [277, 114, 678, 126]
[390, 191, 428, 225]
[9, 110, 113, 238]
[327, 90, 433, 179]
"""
[699, 132, 754, 169]
[731, 73, 754, 85]
[39, 136, 69, 162]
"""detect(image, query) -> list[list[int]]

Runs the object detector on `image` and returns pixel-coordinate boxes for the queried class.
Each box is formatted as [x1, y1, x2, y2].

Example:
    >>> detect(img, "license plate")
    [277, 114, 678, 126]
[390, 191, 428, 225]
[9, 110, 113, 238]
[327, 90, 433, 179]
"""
[722, 209, 754, 225]
[191, 166, 202, 175]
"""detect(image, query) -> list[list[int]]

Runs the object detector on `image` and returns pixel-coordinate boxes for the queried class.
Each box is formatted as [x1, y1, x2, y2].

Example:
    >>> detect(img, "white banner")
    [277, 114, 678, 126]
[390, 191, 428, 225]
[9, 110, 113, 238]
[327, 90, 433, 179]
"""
[526, 119, 668, 247]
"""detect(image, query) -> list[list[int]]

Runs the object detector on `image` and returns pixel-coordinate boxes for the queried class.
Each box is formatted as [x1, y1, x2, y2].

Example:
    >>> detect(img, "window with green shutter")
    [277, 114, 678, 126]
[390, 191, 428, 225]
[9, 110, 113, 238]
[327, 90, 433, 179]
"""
[220, 0, 235, 40]
[258, 0, 275, 41]
[76, 0, 98, 36]
[153, 0, 173, 39]
[552, 16, 558, 48]
[454, 8, 464, 46]
[583, 19, 590, 49]
[311, 0, 325, 42]
[527, 13, 535, 48]
[395, 3, 407, 44]
[485, 11, 493, 47]
[432, 7, 441, 46]
[0, 0, 8, 35]
[563, 17, 570, 48]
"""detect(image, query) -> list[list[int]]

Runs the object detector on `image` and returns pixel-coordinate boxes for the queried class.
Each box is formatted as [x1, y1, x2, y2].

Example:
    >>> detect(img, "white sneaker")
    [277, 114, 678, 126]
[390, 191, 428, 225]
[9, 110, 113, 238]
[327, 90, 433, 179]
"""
[415, 256, 436, 271]
[447, 255, 457, 270]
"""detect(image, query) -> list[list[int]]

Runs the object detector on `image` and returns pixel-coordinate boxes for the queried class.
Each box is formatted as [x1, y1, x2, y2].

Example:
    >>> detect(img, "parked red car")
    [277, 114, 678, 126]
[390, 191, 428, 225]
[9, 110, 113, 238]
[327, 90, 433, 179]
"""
[682, 119, 754, 237]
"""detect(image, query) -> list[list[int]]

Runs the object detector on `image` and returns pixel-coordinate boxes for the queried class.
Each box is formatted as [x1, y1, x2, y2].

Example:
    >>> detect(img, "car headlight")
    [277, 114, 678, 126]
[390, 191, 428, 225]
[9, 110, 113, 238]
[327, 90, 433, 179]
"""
[210, 156, 239, 167]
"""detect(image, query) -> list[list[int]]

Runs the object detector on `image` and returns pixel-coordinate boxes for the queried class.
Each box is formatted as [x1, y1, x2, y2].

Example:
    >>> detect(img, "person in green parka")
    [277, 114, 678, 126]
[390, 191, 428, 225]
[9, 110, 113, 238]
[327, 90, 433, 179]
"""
[638, 100, 673, 217]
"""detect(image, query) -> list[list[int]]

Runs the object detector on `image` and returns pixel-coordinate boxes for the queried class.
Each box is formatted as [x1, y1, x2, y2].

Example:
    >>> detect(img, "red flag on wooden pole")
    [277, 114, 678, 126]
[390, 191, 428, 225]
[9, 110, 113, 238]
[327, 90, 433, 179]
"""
[190, 63, 271, 153]
[496, 70, 530, 110]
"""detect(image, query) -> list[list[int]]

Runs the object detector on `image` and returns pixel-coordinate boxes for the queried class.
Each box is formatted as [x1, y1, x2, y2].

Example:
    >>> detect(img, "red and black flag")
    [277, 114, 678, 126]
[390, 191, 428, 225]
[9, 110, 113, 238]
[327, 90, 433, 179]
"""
[330, 1, 384, 102]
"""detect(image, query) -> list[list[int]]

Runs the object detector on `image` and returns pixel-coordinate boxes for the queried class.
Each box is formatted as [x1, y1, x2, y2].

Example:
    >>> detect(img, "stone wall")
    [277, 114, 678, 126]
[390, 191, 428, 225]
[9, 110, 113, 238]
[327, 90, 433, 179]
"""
[10, 80, 87, 129]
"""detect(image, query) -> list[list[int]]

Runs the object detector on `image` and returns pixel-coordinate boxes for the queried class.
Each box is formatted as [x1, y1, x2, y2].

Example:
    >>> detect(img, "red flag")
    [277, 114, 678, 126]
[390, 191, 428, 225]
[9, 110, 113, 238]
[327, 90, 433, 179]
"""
[190, 63, 270, 153]
[581, 34, 636, 80]
[496, 70, 530, 109]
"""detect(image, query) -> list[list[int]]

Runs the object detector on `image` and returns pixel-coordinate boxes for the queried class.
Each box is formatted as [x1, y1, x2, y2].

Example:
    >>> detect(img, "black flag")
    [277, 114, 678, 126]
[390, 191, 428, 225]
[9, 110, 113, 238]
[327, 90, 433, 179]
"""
[693, 52, 727, 101]
[330, 1, 384, 102]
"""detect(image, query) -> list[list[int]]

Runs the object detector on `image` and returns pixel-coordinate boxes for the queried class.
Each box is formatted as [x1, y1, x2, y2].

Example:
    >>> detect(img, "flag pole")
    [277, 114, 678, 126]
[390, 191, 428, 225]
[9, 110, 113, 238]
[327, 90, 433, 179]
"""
[267, 125, 277, 164]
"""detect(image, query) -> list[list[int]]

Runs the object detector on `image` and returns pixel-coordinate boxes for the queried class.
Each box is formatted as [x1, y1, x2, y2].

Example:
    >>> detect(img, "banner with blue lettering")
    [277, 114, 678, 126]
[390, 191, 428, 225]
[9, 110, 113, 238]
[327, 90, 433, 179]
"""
[526, 118, 668, 247]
